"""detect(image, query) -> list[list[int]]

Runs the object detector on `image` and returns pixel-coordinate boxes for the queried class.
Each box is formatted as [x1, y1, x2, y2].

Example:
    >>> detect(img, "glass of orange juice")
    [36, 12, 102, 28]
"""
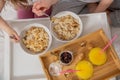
[75, 60, 93, 80]
[89, 47, 107, 65]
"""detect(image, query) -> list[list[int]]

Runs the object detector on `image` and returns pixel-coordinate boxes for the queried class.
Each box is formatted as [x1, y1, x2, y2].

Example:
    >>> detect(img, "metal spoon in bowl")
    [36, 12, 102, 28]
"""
[42, 12, 56, 27]
[42, 12, 52, 19]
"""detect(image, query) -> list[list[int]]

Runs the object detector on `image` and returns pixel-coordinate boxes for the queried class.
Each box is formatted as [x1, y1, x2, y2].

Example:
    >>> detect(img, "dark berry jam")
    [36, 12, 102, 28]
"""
[60, 51, 72, 64]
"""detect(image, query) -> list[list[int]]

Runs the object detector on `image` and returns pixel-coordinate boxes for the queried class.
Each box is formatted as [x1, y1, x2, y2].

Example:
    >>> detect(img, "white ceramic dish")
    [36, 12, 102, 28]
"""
[50, 11, 83, 43]
[20, 23, 52, 56]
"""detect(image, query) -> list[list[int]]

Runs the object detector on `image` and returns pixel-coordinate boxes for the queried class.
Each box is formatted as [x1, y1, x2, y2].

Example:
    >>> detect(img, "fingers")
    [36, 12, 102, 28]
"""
[9, 32, 20, 43]
[33, 2, 41, 10]
[32, 1, 49, 16]
[6, 27, 20, 43]
[32, 3, 43, 16]
[32, 8, 44, 16]
[32, 2, 38, 10]
[14, 32, 20, 41]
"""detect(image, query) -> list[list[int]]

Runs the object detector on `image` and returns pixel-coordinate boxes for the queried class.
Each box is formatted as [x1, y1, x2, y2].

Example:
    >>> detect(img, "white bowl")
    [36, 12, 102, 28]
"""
[50, 11, 83, 42]
[20, 23, 52, 56]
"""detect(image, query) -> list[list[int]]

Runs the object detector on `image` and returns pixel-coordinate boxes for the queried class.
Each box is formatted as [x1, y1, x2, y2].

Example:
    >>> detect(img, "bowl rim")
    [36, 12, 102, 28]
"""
[50, 11, 83, 43]
[20, 23, 52, 56]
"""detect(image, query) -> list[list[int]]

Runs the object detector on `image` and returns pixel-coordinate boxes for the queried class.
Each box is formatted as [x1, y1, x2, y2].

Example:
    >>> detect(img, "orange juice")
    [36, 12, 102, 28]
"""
[89, 47, 107, 65]
[75, 60, 93, 80]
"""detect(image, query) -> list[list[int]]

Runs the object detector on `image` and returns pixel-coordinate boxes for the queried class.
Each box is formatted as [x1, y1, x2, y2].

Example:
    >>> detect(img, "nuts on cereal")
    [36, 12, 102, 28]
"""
[51, 15, 80, 40]
[22, 26, 49, 53]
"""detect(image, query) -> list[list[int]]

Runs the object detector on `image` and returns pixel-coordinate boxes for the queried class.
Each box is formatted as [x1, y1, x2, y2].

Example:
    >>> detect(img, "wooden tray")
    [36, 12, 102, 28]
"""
[39, 29, 120, 80]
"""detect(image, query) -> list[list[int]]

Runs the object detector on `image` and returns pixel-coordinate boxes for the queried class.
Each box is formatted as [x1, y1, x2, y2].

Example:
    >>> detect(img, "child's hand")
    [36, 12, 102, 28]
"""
[32, 0, 57, 16]
[6, 27, 20, 42]
[32, 0, 51, 16]
[0, 16, 19, 43]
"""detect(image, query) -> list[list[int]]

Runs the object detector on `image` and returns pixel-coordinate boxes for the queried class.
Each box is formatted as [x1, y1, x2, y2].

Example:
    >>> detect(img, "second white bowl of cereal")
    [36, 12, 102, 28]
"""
[50, 11, 83, 42]
[20, 23, 52, 56]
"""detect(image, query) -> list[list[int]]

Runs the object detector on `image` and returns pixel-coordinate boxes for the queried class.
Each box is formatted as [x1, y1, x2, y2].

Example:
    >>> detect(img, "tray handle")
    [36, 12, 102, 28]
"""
[100, 30, 120, 70]
[39, 57, 52, 80]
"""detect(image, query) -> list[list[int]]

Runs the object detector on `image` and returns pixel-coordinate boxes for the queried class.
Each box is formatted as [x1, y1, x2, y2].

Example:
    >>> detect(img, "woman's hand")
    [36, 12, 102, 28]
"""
[32, 0, 58, 16]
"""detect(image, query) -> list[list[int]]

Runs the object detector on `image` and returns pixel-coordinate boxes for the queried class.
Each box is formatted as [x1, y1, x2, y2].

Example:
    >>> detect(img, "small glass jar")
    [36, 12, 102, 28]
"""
[59, 51, 73, 65]
[49, 61, 62, 76]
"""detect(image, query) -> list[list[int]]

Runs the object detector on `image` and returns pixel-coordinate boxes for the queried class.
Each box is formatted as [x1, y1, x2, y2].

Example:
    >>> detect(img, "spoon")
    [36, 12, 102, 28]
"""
[42, 12, 52, 19]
